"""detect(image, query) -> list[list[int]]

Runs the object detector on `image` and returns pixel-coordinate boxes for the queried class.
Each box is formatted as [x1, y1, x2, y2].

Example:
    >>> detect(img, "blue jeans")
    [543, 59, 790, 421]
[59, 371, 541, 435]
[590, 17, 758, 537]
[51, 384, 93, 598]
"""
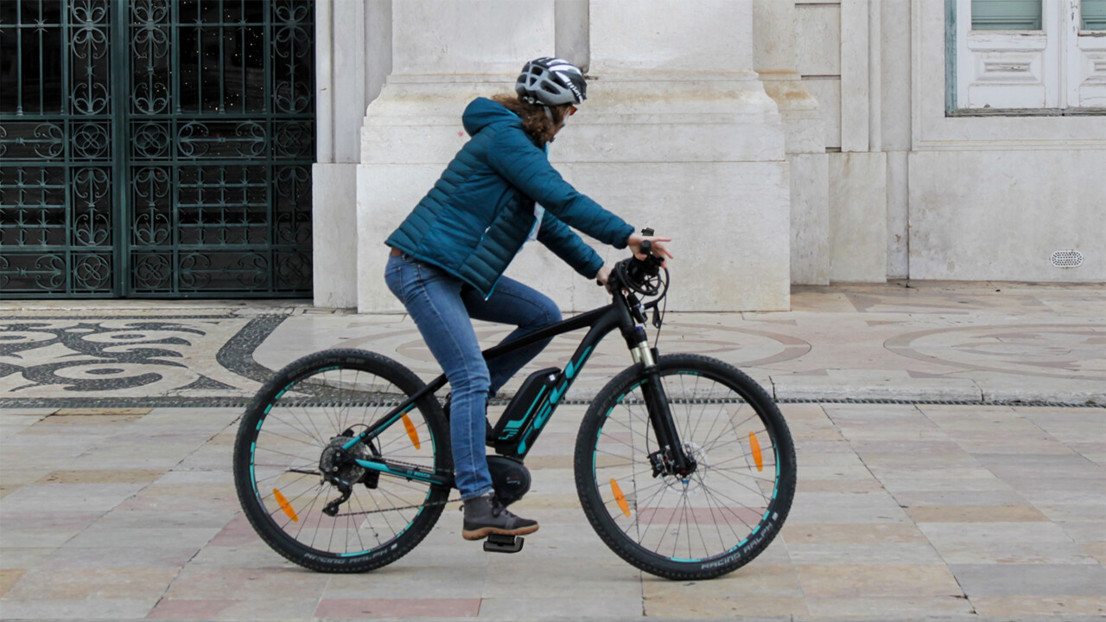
[384, 253, 561, 499]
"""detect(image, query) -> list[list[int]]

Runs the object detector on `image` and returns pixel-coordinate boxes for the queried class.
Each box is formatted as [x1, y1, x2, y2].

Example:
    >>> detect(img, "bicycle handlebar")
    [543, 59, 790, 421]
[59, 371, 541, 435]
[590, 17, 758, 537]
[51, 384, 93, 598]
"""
[611, 228, 667, 298]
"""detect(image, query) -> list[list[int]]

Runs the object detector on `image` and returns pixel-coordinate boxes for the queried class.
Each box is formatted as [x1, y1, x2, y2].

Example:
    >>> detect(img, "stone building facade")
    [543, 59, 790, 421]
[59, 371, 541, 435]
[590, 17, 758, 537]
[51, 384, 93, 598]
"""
[312, 0, 1105, 313]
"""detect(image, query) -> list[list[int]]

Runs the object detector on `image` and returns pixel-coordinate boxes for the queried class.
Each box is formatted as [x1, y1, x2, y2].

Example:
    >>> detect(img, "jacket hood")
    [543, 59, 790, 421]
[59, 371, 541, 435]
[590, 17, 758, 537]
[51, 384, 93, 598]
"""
[462, 98, 523, 137]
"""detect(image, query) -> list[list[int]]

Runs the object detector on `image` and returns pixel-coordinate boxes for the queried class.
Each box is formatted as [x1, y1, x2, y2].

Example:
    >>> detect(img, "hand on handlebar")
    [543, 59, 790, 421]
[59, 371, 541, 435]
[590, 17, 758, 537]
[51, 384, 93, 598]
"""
[627, 233, 674, 266]
[595, 265, 613, 290]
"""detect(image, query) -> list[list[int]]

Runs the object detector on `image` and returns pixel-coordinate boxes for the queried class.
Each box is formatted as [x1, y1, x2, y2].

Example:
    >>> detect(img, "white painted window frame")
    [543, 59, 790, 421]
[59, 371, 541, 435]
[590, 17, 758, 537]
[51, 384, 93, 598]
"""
[1069, 1, 1106, 107]
[955, 0, 1106, 110]
[913, 2, 1106, 150]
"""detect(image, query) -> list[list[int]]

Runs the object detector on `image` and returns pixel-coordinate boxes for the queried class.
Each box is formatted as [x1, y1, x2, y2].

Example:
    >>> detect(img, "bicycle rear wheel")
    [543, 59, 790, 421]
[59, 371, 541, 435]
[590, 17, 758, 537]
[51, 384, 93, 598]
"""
[233, 349, 451, 573]
[575, 354, 795, 580]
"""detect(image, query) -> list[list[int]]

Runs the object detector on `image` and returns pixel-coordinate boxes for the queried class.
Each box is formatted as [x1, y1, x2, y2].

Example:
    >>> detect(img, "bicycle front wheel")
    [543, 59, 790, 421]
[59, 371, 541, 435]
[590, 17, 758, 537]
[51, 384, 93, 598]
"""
[575, 354, 796, 580]
[233, 349, 452, 573]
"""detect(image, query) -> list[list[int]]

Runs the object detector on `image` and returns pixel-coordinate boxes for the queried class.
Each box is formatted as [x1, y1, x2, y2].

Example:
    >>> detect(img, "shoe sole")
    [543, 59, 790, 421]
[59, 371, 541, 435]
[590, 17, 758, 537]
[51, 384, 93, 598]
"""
[462, 524, 539, 541]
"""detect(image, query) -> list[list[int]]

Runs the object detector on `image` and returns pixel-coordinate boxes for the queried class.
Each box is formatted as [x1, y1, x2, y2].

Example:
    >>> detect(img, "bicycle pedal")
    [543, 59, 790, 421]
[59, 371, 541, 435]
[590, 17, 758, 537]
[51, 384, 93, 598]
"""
[483, 533, 524, 554]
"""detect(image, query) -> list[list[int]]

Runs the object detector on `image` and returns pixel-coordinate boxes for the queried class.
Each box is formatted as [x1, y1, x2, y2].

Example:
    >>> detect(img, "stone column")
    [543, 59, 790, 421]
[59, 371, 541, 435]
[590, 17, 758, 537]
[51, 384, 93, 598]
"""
[753, 0, 830, 285]
[552, 0, 791, 310]
[357, 0, 790, 312]
[356, 1, 555, 312]
[313, 0, 369, 308]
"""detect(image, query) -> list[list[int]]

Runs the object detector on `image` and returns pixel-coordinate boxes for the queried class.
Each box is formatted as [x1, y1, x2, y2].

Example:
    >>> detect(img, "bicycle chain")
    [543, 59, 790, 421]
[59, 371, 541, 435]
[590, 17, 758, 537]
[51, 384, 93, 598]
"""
[334, 494, 463, 518]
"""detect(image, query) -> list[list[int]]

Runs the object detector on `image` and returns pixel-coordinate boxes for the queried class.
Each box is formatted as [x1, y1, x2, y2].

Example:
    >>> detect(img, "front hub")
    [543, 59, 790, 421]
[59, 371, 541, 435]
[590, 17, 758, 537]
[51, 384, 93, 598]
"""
[650, 443, 705, 492]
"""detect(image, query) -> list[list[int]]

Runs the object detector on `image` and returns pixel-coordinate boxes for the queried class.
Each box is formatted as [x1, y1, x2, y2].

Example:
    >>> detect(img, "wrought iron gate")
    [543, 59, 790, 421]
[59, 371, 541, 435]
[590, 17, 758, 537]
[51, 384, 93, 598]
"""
[0, 0, 314, 298]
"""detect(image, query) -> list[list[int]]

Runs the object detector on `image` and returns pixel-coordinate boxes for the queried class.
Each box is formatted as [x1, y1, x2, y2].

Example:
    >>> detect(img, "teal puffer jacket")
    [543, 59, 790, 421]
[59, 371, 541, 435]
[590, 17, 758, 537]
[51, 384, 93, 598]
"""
[385, 97, 634, 297]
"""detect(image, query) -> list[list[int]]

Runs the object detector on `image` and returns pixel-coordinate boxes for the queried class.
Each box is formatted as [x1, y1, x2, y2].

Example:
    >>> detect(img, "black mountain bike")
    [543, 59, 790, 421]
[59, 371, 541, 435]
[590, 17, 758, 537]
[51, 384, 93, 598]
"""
[233, 234, 796, 580]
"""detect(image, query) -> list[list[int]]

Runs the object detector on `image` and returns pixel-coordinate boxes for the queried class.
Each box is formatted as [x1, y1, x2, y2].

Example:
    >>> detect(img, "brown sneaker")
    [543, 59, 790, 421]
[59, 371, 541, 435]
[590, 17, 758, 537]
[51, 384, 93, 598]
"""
[462, 492, 539, 540]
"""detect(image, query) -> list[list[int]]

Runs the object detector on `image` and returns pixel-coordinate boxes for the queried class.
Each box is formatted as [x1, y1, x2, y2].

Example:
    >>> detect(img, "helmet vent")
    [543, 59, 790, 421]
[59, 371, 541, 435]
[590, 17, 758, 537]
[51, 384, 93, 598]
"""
[1050, 250, 1084, 268]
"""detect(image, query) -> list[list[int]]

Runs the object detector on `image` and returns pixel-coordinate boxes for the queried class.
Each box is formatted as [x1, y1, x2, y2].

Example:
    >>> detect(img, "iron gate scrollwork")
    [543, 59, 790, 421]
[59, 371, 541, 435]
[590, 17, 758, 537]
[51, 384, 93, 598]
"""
[0, 0, 314, 298]
[0, 0, 115, 295]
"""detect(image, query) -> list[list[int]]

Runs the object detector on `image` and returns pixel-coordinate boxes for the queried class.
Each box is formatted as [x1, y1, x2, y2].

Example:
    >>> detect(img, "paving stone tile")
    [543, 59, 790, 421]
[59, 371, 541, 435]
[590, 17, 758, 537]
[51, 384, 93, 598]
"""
[871, 469, 1015, 495]
[797, 462, 878, 482]
[0, 482, 146, 514]
[65, 523, 227, 552]
[893, 489, 1031, 508]
[917, 522, 1099, 565]
[802, 595, 975, 619]
[787, 492, 911, 524]
[482, 556, 642, 600]
[773, 372, 983, 403]
[787, 541, 945, 565]
[0, 470, 44, 500]
[53, 408, 153, 417]
[1, 522, 103, 549]
[848, 440, 966, 456]
[66, 443, 208, 470]
[852, 449, 980, 471]
[0, 408, 56, 417]
[477, 596, 643, 620]
[324, 564, 486, 600]
[951, 563, 1106, 596]
[163, 566, 330, 600]
[202, 597, 321, 620]
[644, 564, 804, 601]
[0, 547, 57, 570]
[36, 469, 165, 484]
[0, 568, 25, 597]
[147, 598, 237, 619]
[186, 541, 303, 569]
[315, 597, 481, 619]
[43, 544, 200, 568]
[114, 481, 239, 513]
[644, 593, 807, 619]
[794, 478, 886, 494]
[969, 594, 1106, 618]
[1079, 542, 1106, 565]
[793, 563, 964, 598]
[905, 504, 1049, 523]
[4, 566, 177, 600]
[795, 446, 868, 466]
[0, 598, 156, 620]
[783, 522, 928, 546]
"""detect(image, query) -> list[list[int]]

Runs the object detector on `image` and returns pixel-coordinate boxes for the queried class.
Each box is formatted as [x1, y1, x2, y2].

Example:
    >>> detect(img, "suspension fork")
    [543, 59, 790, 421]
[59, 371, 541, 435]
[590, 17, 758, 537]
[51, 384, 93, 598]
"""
[638, 350, 695, 477]
[616, 294, 695, 477]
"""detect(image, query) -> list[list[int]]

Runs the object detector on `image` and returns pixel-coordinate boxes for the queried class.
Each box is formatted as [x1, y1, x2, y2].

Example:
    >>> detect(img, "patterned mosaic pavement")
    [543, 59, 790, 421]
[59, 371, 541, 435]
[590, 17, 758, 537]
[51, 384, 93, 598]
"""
[2, 282, 1102, 407]
[0, 307, 285, 408]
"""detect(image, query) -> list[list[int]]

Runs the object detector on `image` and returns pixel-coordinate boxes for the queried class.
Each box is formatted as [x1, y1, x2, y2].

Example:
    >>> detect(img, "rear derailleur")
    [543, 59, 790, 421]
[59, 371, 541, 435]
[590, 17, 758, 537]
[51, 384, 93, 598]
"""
[319, 430, 378, 516]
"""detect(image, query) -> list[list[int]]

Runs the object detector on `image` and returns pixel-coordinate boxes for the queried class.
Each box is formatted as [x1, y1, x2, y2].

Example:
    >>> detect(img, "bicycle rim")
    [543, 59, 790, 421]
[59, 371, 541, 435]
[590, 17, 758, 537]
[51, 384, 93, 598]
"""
[577, 355, 795, 579]
[236, 351, 450, 571]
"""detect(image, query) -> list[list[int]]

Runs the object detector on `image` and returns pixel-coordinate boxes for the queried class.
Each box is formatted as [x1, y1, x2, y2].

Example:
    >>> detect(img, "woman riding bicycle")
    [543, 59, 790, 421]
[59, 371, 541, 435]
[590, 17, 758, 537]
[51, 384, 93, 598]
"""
[384, 57, 672, 541]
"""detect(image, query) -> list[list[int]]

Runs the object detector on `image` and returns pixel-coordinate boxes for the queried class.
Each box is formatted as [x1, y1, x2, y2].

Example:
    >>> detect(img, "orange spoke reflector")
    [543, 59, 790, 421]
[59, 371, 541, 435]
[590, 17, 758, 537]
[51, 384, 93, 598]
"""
[273, 488, 299, 522]
[610, 478, 631, 517]
[402, 414, 421, 449]
[749, 432, 764, 472]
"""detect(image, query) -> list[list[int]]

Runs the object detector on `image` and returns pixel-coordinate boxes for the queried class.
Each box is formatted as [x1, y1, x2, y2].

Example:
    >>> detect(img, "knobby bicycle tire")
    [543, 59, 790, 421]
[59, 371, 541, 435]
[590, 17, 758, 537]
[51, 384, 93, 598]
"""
[233, 349, 451, 573]
[574, 354, 796, 580]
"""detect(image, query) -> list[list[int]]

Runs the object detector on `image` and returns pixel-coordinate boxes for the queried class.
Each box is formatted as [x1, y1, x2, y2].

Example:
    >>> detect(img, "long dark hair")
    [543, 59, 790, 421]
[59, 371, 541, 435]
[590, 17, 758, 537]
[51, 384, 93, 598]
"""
[491, 94, 566, 144]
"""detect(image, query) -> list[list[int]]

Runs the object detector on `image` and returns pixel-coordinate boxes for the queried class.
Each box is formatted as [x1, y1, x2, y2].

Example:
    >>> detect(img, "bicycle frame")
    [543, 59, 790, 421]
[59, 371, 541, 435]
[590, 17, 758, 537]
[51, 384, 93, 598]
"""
[341, 284, 680, 488]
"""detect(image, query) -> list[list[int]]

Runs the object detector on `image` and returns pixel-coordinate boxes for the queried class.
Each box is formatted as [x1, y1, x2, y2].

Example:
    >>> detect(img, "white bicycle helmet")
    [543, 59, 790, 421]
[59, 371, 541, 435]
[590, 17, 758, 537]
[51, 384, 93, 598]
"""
[515, 57, 587, 107]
